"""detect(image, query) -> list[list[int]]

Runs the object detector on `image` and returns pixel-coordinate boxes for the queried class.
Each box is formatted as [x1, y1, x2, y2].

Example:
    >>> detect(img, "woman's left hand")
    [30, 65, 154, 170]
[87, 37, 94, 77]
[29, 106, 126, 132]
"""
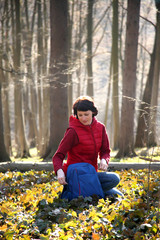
[99, 158, 108, 171]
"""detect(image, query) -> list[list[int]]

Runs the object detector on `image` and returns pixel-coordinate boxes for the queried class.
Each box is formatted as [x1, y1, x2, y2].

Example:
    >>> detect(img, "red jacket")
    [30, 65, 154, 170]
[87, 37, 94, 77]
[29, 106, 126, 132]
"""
[52, 116, 110, 175]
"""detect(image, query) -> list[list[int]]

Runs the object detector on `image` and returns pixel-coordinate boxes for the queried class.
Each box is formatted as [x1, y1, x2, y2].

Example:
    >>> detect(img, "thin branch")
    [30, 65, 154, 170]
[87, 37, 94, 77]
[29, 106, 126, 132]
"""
[0, 66, 32, 78]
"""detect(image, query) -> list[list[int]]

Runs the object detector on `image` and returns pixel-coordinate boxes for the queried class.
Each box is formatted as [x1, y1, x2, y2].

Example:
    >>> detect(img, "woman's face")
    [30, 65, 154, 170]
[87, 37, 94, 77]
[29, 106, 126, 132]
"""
[77, 110, 93, 125]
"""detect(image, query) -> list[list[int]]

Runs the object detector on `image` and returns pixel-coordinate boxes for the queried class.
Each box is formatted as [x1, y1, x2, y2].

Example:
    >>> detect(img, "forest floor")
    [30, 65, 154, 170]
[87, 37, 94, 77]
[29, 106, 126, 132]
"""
[0, 149, 160, 239]
[0, 165, 160, 239]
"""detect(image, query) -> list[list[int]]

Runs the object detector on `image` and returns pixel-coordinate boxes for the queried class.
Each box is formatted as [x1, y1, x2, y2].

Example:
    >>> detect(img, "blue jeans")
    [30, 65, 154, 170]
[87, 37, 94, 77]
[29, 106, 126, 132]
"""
[97, 172, 123, 197]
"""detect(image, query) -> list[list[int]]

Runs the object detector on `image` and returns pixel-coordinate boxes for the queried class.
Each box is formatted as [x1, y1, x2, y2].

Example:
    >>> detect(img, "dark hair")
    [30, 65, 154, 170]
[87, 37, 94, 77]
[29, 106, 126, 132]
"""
[72, 96, 98, 117]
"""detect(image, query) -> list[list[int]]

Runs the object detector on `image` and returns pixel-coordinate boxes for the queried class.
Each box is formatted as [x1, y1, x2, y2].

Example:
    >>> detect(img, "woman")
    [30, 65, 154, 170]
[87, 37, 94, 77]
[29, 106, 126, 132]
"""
[52, 96, 122, 197]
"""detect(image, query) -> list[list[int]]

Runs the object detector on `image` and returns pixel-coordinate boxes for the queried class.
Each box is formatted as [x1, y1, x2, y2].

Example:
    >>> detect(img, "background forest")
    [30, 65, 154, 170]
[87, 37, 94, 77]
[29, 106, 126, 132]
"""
[0, 0, 160, 162]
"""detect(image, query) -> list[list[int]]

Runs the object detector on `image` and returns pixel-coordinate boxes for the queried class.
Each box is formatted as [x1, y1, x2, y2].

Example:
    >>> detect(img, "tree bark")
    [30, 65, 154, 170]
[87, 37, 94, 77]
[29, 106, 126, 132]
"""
[1, 0, 12, 155]
[14, 0, 30, 158]
[22, 0, 37, 149]
[112, 0, 119, 149]
[0, 54, 11, 162]
[135, 37, 156, 147]
[116, 0, 141, 158]
[86, 0, 94, 97]
[0, 85, 11, 162]
[148, 4, 160, 146]
[68, 0, 75, 116]
[43, 0, 69, 159]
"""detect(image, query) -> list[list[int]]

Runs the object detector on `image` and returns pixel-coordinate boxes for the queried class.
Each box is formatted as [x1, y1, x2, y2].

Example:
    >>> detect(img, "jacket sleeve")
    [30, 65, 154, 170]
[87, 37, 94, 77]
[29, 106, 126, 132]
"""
[52, 128, 79, 174]
[99, 125, 110, 164]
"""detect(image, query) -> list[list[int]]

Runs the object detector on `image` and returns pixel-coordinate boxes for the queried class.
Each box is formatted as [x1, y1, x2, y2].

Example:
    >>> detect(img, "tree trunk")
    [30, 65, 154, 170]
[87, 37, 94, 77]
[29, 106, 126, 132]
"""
[75, 0, 83, 97]
[1, 0, 12, 155]
[14, 0, 30, 158]
[2, 85, 11, 155]
[68, 0, 75, 116]
[148, 5, 160, 146]
[40, 82, 50, 156]
[22, 0, 37, 149]
[41, 1, 50, 156]
[86, 0, 94, 97]
[0, 53, 11, 162]
[0, 83, 11, 162]
[112, 0, 119, 149]
[37, 0, 43, 154]
[116, 0, 141, 158]
[135, 38, 156, 147]
[43, 0, 69, 159]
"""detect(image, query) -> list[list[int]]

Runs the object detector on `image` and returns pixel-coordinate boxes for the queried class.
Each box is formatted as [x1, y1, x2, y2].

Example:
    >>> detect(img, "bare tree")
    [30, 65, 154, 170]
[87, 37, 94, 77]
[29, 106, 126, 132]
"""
[22, 0, 38, 150]
[116, 0, 141, 158]
[86, 0, 94, 97]
[135, 1, 160, 148]
[43, 0, 69, 159]
[0, 52, 11, 162]
[67, 0, 75, 115]
[14, 0, 30, 157]
[148, 1, 160, 146]
[0, 85, 10, 162]
[111, 0, 119, 149]
[135, 34, 156, 147]
[1, 0, 12, 155]
[0, 0, 158, 161]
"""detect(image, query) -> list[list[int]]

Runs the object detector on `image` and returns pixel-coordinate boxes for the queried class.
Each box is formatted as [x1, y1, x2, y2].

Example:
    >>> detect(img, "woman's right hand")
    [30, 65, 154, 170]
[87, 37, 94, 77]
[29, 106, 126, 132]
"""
[57, 169, 67, 185]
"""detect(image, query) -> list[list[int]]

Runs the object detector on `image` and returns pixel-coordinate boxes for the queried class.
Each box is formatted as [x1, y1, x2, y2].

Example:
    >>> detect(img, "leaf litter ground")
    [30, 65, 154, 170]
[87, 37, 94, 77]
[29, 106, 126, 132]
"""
[0, 169, 159, 240]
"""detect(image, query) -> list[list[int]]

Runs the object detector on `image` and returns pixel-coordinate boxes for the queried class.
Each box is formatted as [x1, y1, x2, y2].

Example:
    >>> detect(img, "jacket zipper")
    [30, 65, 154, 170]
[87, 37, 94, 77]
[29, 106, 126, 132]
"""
[89, 125, 97, 159]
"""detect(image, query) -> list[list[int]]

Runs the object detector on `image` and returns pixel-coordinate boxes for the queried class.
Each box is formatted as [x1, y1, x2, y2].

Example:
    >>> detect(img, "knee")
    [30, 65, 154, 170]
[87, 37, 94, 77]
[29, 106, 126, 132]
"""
[113, 173, 120, 185]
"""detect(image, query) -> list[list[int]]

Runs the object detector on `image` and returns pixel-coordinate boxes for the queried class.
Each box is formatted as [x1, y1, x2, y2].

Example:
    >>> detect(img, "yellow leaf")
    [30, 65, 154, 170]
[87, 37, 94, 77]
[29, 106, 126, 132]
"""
[79, 212, 86, 221]
[122, 199, 131, 209]
[85, 224, 92, 232]
[89, 209, 96, 218]
[92, 215, 100, 222]
[64, 220, 77, 229]
[0, 224, 8, 231]
[1, 206, 9, 214]
[93, 223, 100, 229]
[71, 210, 77, 217]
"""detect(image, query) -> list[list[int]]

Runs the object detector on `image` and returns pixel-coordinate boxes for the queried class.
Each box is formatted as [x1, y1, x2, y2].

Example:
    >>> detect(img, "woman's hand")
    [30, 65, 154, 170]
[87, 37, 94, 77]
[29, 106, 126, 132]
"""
[57, 169, 67, 185]
[99, 158, 108, 171]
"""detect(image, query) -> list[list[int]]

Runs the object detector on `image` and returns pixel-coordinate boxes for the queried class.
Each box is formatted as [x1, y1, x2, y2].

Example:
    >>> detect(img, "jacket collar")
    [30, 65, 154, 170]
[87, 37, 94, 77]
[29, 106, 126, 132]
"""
[69, 115, 96, 128]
